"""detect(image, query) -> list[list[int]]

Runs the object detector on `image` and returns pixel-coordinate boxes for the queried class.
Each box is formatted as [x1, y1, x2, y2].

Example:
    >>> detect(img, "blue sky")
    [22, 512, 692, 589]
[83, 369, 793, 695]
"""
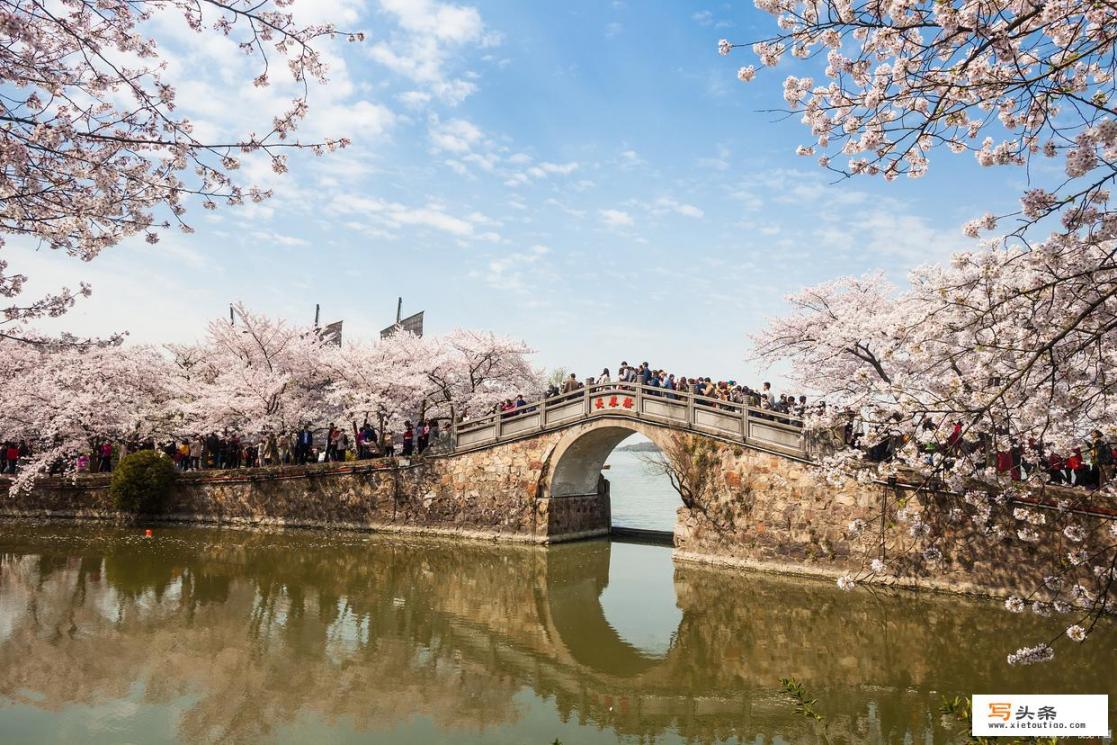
[11, 0, 1022, 383]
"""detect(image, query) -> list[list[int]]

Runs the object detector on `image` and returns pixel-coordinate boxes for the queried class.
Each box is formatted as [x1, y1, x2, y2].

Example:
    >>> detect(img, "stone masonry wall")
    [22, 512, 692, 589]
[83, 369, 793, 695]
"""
[665, 431, 1117, 599]
[0, 428, 598, 543]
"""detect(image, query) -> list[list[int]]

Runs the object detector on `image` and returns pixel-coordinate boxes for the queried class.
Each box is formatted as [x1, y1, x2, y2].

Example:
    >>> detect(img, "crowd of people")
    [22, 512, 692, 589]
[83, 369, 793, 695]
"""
[847, 416, 1116, 490]
[0, 419, 455, 476]
[158, 419, 456, 471]
[542, 361, 812, 416]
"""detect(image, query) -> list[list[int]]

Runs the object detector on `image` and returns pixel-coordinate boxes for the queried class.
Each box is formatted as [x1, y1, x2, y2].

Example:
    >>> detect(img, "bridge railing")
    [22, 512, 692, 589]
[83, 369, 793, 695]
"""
[452, 382, 805, 457]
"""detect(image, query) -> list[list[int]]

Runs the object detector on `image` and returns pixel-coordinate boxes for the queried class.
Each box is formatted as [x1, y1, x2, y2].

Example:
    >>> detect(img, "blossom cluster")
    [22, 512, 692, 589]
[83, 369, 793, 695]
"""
[0, 1, 357, 341]
[0, 305, 542, 495]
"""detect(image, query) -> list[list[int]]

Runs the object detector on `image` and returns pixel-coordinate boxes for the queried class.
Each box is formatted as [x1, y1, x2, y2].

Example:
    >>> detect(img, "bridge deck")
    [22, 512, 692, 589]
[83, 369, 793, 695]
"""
[453, 382, 805, 457]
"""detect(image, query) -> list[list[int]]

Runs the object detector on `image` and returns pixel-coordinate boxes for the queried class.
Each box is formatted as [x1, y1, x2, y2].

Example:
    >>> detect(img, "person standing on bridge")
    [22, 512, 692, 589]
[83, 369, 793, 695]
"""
[761, 382, 775, 408]
[561, 373, 579, 394]
[596, 368, 611, 384]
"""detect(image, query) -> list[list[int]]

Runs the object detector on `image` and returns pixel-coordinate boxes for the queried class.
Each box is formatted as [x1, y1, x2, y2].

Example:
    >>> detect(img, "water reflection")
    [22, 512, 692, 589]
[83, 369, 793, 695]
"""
[599, 542, 681, 657]
[0, 525, 1112, 745]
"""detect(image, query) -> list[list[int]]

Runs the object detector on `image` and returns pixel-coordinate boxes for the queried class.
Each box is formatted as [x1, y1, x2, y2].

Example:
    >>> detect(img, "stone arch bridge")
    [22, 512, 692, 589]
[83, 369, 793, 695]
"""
[433, 381, 833, 550]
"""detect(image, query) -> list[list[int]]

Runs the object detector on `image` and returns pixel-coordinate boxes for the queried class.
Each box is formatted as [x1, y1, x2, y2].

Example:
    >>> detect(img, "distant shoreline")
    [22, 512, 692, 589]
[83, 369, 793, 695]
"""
[614, 442, 662, 453]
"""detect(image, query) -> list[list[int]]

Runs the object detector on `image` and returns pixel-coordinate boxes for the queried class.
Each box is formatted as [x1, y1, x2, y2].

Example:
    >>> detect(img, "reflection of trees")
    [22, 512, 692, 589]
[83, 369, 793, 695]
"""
[0, 527, 1112, 745]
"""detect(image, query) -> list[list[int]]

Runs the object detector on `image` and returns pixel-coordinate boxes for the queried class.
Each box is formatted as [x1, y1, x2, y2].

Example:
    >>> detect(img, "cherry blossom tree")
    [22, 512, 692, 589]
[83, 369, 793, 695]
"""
[421, 329, 544, 421]
[0, 340, 177, 493]
[1, 0, 362, 341]
[323, 333, 435, 437]
[170, 303, 334, 437]
[723, 0, 1117, 662]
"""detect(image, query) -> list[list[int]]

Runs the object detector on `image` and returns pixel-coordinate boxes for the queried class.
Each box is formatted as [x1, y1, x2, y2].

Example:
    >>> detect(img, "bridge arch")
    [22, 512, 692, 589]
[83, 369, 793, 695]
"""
[542, 419, 676, 499]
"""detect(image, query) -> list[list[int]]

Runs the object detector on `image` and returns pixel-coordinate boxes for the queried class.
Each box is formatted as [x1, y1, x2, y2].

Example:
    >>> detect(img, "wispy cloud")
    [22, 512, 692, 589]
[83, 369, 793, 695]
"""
[600, 209, 635, 228]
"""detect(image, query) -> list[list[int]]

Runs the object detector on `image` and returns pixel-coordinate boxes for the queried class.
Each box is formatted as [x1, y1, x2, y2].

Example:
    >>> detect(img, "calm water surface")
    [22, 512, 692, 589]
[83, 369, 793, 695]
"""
[606, 448, 680, 531]
[0, 524, 1114, 744]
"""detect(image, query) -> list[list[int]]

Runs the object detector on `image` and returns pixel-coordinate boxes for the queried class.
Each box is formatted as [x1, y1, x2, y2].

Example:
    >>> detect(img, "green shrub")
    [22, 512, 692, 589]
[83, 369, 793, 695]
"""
[110, 450, 177, 514]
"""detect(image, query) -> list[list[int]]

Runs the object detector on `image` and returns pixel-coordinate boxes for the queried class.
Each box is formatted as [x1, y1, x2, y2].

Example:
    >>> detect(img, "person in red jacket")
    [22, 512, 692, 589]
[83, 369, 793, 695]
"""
[1065, 448, 1084, 485]
[3, 442, 18, 474]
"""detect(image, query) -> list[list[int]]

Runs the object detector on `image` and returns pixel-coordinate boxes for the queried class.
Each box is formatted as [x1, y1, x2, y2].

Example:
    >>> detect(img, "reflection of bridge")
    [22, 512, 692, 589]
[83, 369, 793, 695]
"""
[3, 528, 1107, 744]
[454, 381, 806, 458]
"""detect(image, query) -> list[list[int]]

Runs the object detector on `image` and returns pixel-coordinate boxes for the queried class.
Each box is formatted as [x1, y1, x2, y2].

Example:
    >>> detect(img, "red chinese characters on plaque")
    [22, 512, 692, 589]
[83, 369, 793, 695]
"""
[593, 395, 636, 411]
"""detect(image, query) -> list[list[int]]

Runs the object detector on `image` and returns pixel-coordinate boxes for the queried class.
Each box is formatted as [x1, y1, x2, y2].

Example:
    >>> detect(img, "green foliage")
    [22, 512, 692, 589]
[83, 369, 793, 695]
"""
[939, 694, 971, 720]
[110, 450, 177, 514]
[778, 677, 824, 721]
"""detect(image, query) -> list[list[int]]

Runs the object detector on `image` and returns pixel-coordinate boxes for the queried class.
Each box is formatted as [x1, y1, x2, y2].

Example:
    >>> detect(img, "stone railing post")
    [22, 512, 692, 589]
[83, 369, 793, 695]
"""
[538, 396, 547, 431]
[494, 411, 502, 442]
[685, 387, 695, 429]
[634, 382, 643, 418]
[583, 384, 591, 417]
[740, 403, 748, 443]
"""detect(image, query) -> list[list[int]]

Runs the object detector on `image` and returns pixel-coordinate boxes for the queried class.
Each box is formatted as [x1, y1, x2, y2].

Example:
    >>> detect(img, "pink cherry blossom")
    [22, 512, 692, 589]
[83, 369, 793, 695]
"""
[0, 1, 358, 342]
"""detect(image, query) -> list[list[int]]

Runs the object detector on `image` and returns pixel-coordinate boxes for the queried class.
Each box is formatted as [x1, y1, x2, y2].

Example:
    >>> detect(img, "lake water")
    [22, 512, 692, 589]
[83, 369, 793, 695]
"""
[0, 524, 1113, 744]
[605, 447, 680, 531]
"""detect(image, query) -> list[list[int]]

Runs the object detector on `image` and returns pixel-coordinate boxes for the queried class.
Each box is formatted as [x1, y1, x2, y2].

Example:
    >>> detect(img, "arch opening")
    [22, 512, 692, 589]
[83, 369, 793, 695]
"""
[603, 433, 681, 532]
[546, 424, 682, 536]
[549, 425, 642, 498]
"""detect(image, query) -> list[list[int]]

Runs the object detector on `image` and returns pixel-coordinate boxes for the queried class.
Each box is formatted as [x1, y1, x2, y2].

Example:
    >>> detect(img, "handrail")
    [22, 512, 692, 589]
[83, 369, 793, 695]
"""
[459, 382, 805, 429]
[451, 381, 807, 456]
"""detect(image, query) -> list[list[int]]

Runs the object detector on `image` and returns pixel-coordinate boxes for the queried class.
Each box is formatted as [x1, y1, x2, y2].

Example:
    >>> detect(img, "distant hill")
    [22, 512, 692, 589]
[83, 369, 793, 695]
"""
[615, 441, 662, 453]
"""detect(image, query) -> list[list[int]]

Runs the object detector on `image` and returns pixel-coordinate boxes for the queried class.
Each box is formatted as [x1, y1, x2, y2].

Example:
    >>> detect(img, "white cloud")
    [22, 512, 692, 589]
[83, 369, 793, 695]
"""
[288, 0, 368, 26]
[251, 231, 310, 248]
[505, 158, 581, 187]
[691, 9, 733, 28]
[544, 198, 586, 219]
[306, 100, 396, 140]
[369, 0, 499, 104]
[618, 149, 645, 168]
[428, 117, 484, 153]
[379, 0, 485, 41]
[600, 209, 635, 227]
[538, 161, 579, 175]
[329, 194, 492, 238]
[477, 244, 551, 292]
[653, 197, 704, 218]
[398, 90, 432, 108]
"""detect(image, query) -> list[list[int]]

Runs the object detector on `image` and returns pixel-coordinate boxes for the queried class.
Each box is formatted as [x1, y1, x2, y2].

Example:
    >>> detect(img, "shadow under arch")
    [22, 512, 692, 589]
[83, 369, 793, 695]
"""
[542, 540, 678, 679]
[547, 422, 673, 498]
